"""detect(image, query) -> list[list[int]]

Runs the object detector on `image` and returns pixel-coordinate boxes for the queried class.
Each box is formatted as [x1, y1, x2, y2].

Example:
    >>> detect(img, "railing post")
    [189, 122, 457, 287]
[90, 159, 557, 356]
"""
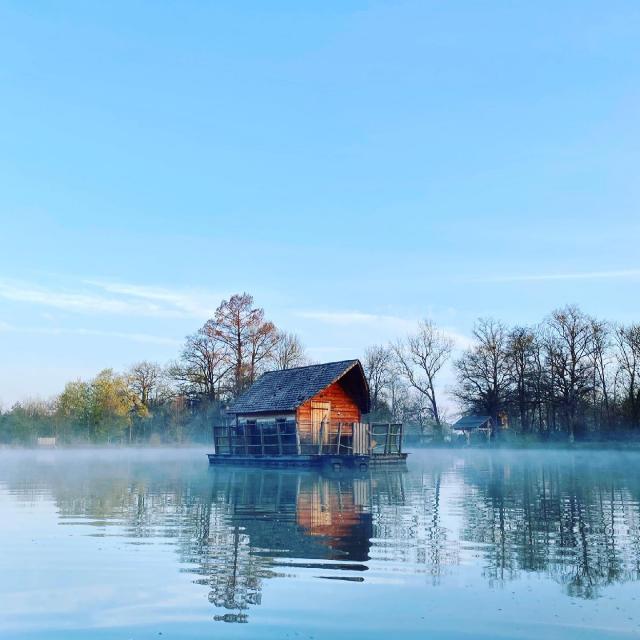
[276, 420, 283, 455]
[243, 423, 249, 455]
[336, 422, 342, 454]
[258, 421, 265, 456]
[318, 420, 325, 455]
[227, 424, 233, 455]
[295, 421, 302, 455]
[370, 424, 375, 455]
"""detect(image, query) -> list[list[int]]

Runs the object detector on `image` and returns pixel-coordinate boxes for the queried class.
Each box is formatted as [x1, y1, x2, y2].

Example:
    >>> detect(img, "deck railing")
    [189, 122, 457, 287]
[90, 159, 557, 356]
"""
[212, 420, 403, 457]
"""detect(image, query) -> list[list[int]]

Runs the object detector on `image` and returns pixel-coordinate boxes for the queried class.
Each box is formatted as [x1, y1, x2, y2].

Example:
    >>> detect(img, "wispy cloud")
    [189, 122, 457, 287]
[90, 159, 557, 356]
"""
[473, 269, 640, 284]
[0, 277, 223, 319]
[295, 309, 472, 349]
[72, 328, 181, 346]
[0, 321, 180, 346]
[295, 310, 415, 331]
[85, 280, 222, 318]
[0, 278, 153, 315]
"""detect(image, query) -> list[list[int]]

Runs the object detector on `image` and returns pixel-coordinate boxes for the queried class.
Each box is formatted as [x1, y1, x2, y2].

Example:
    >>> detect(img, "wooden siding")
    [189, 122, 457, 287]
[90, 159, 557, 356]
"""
[296, 380, 361, 443]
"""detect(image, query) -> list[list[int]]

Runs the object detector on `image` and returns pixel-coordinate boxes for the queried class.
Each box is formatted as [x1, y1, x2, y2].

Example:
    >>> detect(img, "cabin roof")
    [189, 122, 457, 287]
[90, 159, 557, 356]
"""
[452, 415, 493, 430]
[227, 359, 370, 415]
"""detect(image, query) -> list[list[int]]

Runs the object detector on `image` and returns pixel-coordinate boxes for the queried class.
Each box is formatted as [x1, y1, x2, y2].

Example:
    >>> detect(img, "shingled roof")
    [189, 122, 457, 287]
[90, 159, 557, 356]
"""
[227, 359, 370, 415]
[452, 415, 493, 431]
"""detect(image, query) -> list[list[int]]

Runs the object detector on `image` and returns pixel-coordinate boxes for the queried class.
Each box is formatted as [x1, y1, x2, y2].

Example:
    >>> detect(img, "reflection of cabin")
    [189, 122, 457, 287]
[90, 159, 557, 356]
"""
[209, 360, 406, 470]
[216, 469, 374, 562]
[451, 415, 493, 444]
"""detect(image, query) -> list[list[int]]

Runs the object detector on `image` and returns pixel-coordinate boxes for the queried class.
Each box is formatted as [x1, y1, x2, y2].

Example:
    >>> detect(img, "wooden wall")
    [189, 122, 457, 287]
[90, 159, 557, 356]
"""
[296, 380, 361, 442]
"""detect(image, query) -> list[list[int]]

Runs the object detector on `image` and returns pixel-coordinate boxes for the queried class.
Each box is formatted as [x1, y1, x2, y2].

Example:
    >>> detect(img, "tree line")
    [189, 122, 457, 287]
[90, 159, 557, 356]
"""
[2, 297, 640, 445]
[363, 304, 640, 442]
[0, 293, 308, 445]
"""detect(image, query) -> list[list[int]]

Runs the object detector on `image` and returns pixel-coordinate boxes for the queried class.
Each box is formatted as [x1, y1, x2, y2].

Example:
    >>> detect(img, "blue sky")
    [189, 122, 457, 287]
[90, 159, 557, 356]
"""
[1, 1, 639, 406]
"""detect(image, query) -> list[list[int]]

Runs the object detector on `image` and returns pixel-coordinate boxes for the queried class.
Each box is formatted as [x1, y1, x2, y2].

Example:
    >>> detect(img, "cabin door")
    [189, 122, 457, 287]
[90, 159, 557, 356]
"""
[311, 401, 331, 448]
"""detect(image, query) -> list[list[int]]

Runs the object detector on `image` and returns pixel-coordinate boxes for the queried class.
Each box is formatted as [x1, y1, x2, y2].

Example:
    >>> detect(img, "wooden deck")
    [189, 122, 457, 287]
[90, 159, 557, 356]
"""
[207, 452, 407, 471]
[208, 420, 407, 470]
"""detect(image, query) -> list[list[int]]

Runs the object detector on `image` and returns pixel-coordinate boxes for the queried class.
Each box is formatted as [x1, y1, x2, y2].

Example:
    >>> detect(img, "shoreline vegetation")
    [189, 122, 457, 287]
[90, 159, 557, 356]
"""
[4, 440, 640, 451]
[2, 293, 640, 447]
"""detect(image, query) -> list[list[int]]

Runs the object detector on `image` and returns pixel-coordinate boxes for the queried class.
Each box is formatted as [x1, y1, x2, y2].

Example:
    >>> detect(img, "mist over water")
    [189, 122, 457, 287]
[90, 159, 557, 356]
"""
[1, 448, 639, 639]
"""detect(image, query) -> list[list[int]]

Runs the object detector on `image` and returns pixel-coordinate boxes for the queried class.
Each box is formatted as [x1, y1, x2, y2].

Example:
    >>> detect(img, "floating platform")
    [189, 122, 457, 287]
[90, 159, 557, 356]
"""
[207, 453, 407, 472]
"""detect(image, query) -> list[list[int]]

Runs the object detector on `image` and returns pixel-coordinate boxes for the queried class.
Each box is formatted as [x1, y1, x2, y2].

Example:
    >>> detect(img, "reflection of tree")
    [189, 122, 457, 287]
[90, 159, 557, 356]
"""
[3, 448, 640, 629]
[460, 453, 640, 598]
[370, 463, 459, 583]
[201, 525, 264, 611]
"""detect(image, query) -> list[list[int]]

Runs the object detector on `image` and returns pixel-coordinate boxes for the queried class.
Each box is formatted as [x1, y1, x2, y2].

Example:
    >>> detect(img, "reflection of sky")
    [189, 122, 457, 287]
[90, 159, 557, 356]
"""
[0, 487, 207, 635]
[1, 449, 639, 639]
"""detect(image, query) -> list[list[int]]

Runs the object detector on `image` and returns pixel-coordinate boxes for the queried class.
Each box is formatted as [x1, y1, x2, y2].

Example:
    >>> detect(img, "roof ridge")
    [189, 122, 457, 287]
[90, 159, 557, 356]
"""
[263, 358, 358, 375]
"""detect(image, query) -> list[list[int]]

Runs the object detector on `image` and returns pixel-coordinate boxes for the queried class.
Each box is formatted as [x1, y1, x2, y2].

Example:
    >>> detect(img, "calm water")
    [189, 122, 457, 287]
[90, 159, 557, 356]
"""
[1, 449, 640, 639]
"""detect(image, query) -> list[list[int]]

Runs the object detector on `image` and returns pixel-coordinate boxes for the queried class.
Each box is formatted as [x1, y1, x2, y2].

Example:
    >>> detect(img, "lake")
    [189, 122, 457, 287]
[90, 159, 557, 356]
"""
[1, 448, 639, 639]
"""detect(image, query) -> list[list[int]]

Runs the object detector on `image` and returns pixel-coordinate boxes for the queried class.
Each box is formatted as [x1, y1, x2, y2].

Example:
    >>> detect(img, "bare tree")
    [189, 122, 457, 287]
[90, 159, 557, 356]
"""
[506, 326, 540, 433]
[544, 305, 596, 440]
[591, 319, 613, 431]
[171, 329, 232, 401]
[362, 345, 393, 415]
[615, 323, 640, 429]
[404, 390, 432, 436]
[454, 318, 511, 423]
[269, 331, 308, 370]
[392, 320, 453, 438]
[127, 361, 162, 407]
[208, 293, 279, 395]
[385, 363, 412, 423]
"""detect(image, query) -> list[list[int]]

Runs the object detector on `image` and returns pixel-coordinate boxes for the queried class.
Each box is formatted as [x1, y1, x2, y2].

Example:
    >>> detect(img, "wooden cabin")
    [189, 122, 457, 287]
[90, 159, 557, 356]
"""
[209, 360, 406, 470]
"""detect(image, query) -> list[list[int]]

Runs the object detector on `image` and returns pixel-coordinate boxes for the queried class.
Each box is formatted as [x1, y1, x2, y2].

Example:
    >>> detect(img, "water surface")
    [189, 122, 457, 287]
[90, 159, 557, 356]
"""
[1, 448, 639, 639]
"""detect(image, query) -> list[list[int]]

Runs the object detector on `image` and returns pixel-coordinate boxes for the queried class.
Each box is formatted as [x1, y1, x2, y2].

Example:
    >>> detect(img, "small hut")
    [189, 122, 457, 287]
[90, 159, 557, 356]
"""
[209, 360, 406, 470]
[451, 415, 493, 444]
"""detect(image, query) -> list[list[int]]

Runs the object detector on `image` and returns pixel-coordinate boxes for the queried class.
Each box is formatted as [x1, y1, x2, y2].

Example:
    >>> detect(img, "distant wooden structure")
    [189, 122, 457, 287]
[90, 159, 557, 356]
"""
[36, 437, 56, 448]
[451, 415, 493, 444]
[209, 360, 406, 470]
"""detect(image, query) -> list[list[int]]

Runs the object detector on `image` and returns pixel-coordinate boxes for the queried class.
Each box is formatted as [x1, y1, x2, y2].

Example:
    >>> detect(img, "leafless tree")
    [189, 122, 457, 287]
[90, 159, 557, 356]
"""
[544, 305, 596, 440]
[506, 326, 540, 433]
[404, 391, 432, 436]
[269, 331, 308, 370]
[362, 345, 393, 414]
[590, 319, 613, 431]
[454, 318, 511, 423]
[615, 323, 640, 428]
[385, 363, 412, 423]
[171, 329, 232, 401]
[127, 361, 162, 407]
[392, 320, 453, 438]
